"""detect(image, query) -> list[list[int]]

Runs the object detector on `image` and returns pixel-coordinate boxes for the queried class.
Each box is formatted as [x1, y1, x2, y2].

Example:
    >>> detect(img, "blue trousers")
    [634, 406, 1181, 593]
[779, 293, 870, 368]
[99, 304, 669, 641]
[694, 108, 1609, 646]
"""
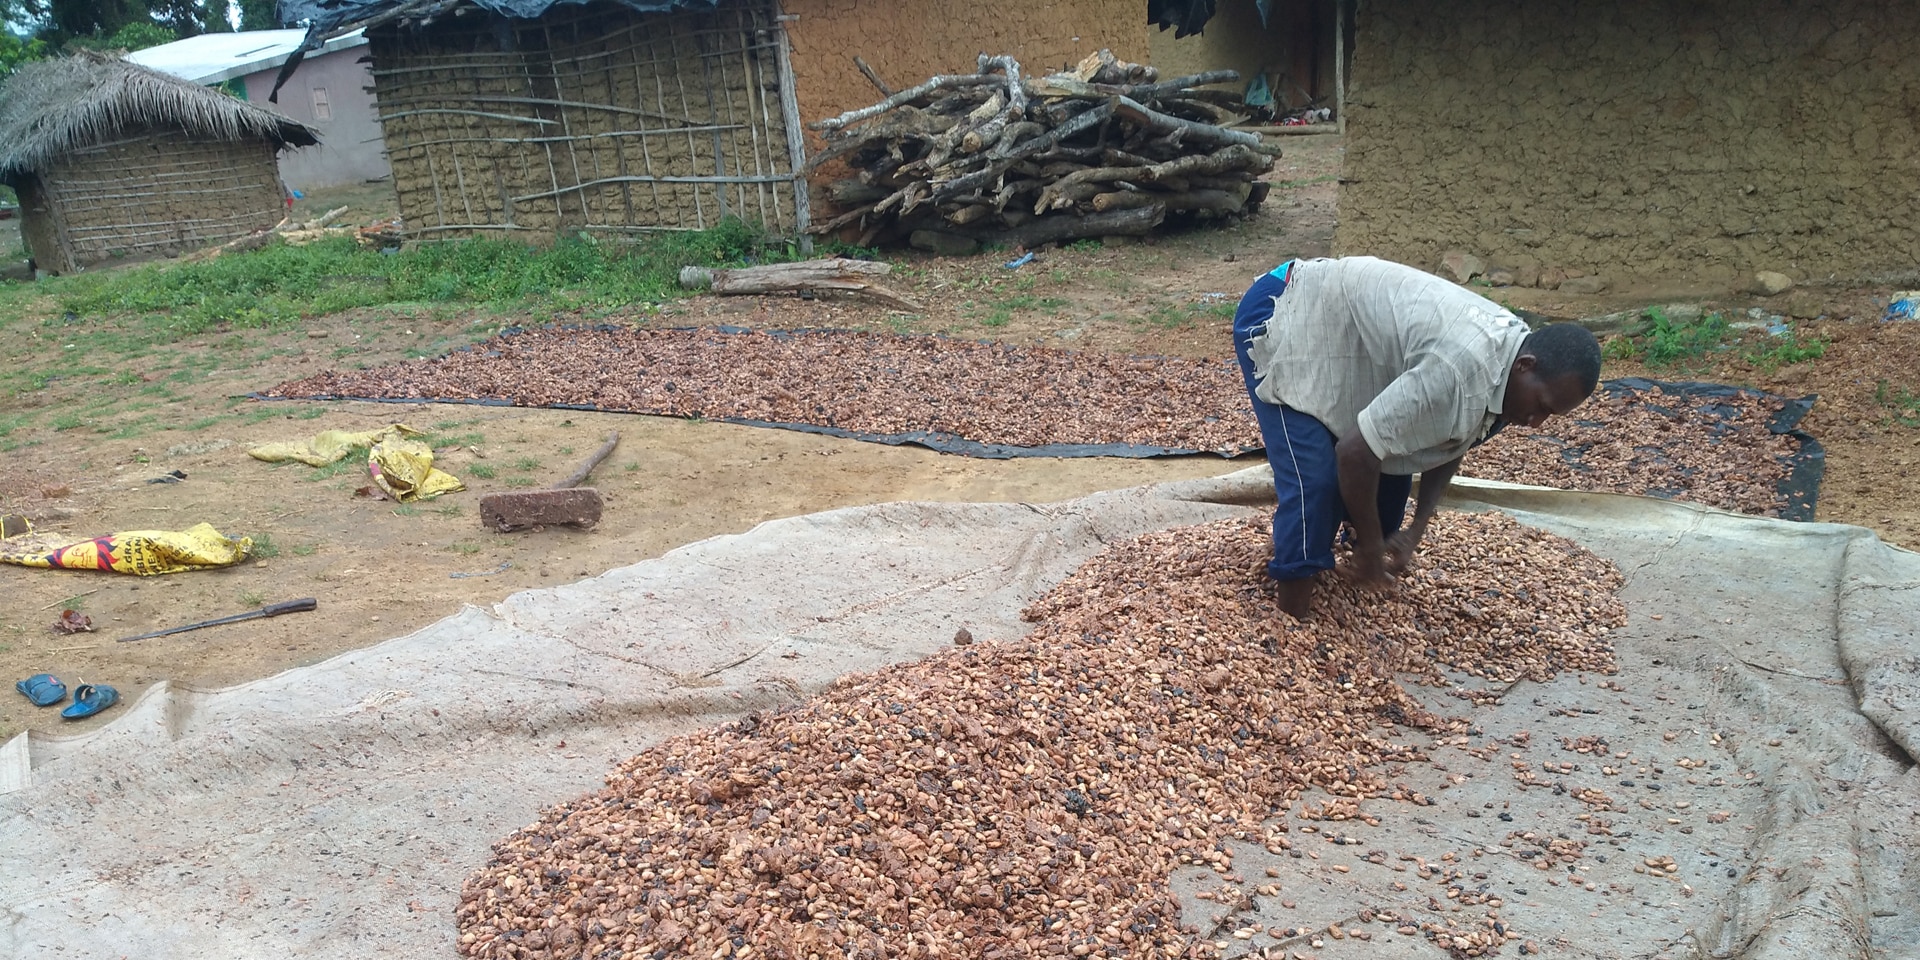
[1232, 266, 1411, 581]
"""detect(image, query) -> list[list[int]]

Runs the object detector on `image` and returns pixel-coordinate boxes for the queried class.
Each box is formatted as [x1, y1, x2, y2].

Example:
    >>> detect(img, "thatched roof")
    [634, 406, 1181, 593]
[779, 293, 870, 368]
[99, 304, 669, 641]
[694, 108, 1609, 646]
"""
[0, 51, 320, 180]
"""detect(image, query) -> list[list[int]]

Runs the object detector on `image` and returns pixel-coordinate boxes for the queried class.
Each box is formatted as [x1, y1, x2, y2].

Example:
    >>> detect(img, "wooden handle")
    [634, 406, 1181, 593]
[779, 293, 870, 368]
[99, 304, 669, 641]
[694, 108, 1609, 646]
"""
[555, 432, 620, 489]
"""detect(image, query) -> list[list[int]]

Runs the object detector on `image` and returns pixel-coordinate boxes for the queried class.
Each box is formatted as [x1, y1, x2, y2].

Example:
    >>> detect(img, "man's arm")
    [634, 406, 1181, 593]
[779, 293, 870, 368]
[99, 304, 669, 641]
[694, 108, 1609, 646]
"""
[1387, 455, 1462, 573]
[1334, 431, 1390, 584]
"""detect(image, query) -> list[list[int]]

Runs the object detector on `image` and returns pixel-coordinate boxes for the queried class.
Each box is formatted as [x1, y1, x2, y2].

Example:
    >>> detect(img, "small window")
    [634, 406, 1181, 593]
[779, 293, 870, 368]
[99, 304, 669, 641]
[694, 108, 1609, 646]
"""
[311, 86, 331, 121]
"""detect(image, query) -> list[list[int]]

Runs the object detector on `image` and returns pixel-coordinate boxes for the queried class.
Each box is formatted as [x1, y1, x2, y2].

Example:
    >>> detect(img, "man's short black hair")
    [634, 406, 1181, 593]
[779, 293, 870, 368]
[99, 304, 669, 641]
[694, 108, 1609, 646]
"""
[1523, 323, 1602, 396]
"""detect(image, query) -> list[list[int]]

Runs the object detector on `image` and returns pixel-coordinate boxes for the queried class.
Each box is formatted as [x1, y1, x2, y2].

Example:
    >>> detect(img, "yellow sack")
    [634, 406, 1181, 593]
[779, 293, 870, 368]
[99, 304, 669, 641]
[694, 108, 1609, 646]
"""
[248, 423, 425, 466]
[368, 438, 465, 502]
[0, 522, 252, 575]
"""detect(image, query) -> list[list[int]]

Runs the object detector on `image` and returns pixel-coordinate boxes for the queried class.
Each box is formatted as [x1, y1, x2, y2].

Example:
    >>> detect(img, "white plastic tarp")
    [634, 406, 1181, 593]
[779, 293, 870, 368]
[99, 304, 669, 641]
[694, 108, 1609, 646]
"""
[1, 470, 1915, 959]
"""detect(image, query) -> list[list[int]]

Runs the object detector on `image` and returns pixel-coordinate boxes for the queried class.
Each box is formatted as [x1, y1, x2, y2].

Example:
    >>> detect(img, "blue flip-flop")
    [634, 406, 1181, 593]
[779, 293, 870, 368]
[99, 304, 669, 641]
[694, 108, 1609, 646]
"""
[60, 683, 117, 720]
[15, 673, 66, 707]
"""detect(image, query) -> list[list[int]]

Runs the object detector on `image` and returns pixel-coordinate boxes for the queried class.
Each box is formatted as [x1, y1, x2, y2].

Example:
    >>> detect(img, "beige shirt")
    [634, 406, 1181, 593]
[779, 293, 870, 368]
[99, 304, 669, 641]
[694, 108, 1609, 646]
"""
[1246, 256, 1529, 475]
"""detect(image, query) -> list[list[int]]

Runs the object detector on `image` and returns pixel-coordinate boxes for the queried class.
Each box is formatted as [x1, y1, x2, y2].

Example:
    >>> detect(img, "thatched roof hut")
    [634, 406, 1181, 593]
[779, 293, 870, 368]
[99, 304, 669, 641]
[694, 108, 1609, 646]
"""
[0, 52, 320, 274]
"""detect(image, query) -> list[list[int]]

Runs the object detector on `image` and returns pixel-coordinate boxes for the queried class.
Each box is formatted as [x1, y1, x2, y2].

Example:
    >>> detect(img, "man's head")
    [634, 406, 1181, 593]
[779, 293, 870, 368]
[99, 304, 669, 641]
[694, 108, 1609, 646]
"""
[1503, 323, 1602, 427]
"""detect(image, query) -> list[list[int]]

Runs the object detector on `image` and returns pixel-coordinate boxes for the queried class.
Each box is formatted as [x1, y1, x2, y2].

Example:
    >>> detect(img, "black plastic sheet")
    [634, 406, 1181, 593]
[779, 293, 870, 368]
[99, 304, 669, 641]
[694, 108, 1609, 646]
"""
[1569, 377, 1823, 521]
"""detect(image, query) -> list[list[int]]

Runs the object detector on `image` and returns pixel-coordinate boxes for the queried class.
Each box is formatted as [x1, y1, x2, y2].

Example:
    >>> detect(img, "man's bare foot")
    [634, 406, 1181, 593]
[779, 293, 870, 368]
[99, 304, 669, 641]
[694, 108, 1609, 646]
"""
[1277, 579, 1314, 619]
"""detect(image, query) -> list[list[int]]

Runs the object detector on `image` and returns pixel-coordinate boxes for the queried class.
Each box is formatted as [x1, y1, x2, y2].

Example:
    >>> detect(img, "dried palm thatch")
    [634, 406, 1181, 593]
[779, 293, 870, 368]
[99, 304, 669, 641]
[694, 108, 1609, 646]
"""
[0, 50, 319, 181]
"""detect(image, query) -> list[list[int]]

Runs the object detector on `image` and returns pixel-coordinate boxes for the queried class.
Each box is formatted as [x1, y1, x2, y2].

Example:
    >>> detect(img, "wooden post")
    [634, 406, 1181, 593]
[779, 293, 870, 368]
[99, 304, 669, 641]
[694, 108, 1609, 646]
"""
[772, 5, 814, 250]
[1335, 0, 1347, 135]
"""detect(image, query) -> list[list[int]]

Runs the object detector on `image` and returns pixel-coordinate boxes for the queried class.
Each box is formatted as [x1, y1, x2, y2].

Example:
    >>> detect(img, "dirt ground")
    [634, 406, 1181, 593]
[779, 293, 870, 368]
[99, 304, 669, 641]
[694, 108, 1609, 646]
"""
[3, 133, 1918, 742]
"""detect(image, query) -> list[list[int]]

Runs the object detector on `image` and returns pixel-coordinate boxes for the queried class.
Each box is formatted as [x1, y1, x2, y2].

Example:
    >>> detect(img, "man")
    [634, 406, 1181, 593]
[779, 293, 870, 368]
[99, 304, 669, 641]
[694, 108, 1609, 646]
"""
[1231, 256, 1603, 619]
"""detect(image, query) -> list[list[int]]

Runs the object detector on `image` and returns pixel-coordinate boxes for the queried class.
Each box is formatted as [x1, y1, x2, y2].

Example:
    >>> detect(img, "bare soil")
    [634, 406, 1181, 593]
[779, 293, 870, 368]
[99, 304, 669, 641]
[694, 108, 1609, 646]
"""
[3, 133, 1917, 743]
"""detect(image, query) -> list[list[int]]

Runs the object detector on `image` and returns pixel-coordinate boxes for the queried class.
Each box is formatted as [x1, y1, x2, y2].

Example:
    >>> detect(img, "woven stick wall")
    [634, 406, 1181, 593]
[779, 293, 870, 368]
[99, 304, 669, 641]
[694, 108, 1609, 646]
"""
[36, 133, 281, 272]
[369, 0, 806, 240]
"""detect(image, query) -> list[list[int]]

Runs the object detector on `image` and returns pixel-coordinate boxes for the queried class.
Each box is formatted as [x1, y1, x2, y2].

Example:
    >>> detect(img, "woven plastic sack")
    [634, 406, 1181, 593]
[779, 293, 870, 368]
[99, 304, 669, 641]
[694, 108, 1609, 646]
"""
[248, 424, 424, 466]
[0, 522, 252, 575]
[367, 438, 465, 502]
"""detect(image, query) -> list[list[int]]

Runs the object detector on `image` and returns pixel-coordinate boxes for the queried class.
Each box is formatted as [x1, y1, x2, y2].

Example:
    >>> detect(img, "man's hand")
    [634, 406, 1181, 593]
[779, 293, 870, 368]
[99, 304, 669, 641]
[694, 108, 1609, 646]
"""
[1385, 522, 1427, 575]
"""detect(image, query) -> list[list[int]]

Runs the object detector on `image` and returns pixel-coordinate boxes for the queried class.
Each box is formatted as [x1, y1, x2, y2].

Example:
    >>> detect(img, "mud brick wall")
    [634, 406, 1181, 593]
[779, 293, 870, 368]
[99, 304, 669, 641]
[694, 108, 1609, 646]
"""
[371, 1, 798, 240]
[1337, 0, 1920, 288]
[37, 134, 281, 274]
[782, 0, 1148, 144]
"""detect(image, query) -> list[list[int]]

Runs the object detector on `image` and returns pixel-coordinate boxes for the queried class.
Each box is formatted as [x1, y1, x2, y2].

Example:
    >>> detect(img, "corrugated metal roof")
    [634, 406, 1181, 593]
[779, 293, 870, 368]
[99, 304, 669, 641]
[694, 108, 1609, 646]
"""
[126, 28, 368, 86]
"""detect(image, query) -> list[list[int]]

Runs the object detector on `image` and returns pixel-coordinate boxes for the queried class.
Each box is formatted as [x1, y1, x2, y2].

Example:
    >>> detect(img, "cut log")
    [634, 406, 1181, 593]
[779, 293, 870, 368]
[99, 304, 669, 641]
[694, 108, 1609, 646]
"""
[932, 101, 1115, 203]
[679, 259, 921, 310]
[972, 203, 1165, 247]
[1033, 165, 1145, 213]
[1094, 187, 1244, 214]
[1142, 144, 1271, 182]
[827, 179, 890, 205]
[1023, 69, 1240, 102]
[806, 201, 880, 235]
[1113, 96, 1264, 149]
[814, 74, 1000, 130]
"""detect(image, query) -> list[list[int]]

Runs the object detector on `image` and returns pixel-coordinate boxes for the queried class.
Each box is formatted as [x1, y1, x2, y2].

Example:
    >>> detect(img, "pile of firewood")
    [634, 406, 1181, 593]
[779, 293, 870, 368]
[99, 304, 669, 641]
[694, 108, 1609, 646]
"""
[806, 50, 1278, 252]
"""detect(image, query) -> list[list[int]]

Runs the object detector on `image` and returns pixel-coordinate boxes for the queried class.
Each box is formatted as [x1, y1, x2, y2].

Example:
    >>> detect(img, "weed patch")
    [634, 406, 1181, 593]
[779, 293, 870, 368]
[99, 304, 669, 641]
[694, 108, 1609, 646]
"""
[1604, 308, 1733, 368]
[1876, 380, 1920, 427]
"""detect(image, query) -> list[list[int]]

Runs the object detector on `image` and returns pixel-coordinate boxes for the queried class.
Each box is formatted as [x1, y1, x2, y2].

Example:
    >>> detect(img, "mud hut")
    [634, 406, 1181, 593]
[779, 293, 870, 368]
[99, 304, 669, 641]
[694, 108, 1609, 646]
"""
[0, 52, 320, 275]
[277, 0, 1141, 241]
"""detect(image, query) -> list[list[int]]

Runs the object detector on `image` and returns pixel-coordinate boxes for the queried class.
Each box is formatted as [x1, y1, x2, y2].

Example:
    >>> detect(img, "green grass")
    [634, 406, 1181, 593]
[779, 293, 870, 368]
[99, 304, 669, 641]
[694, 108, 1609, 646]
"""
[1875, 380, 1920, 427]
[448, 540, 484, 554]
[510, 456, 541, 471]
[468, 464, 498, 479]
[1065, 239, 1102, 253]
[306, 446, 371, 480]
[503, 476, 538, 488]
[393, 504, 421, 517]
[1603, 307, 1733, 368]
[291, 543, 319, 556]
[250, 532, 281, 558]
[1743, 329, 1827, 371]
[0, 220, 833, 437]
[57, 594, 88, 612]
[426, 431, 485, 449]
[15, 219, 810, 338]
[239, 590, 267, 607]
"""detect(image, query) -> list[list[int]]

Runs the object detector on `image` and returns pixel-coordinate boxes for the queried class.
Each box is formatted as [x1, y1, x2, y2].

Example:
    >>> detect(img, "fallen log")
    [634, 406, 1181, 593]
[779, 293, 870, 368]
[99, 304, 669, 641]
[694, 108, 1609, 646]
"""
[678, 259, 922, 311]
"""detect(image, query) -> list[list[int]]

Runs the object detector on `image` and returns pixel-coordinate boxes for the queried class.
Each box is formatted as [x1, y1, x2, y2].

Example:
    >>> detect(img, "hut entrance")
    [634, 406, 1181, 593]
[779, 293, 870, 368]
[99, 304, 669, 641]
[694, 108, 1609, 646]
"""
[369, 0, 809, 240]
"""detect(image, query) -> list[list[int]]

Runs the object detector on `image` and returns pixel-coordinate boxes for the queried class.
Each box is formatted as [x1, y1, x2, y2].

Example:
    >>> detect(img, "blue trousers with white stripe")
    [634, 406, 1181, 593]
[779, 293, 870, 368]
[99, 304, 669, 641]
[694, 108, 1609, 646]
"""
[1232, 266, 1411, 581]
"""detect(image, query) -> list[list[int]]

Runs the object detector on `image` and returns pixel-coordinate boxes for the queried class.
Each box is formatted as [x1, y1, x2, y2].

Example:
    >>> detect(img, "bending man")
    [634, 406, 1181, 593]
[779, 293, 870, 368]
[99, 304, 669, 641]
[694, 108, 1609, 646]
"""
[1231, 256, 1603, 619]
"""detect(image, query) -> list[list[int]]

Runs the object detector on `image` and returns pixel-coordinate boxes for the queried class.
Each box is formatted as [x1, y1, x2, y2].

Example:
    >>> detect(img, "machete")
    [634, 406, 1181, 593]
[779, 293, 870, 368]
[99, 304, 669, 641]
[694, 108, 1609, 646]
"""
[118, 597, 318, 643]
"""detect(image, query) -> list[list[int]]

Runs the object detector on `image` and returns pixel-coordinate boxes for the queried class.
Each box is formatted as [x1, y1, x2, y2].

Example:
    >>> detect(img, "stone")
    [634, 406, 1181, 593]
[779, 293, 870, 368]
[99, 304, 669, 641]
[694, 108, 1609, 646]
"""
[1485, 268, 1517, 287]
[1538, 267, 1568, 289]
[1439, 250, 1486, 283]
[1655, 303, 1705, 324]
[1511, 263, 1541, 289]
[1785, 295, 1822, 320]
[1751, 271, 1794, 296]
[1577, 310, 1646, 336]
[1558, 275, 1611, 295]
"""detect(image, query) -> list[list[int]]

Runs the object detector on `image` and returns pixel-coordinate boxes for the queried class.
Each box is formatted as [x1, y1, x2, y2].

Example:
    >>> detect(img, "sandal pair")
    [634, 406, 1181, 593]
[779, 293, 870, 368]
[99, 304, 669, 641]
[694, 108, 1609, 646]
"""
[14, 674, 118, 719]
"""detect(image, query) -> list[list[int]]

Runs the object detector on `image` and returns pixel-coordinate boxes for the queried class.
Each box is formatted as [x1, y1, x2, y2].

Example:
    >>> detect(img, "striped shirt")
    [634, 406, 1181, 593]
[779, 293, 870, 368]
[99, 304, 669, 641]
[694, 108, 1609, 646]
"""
[1245, 256, 1529, 475]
